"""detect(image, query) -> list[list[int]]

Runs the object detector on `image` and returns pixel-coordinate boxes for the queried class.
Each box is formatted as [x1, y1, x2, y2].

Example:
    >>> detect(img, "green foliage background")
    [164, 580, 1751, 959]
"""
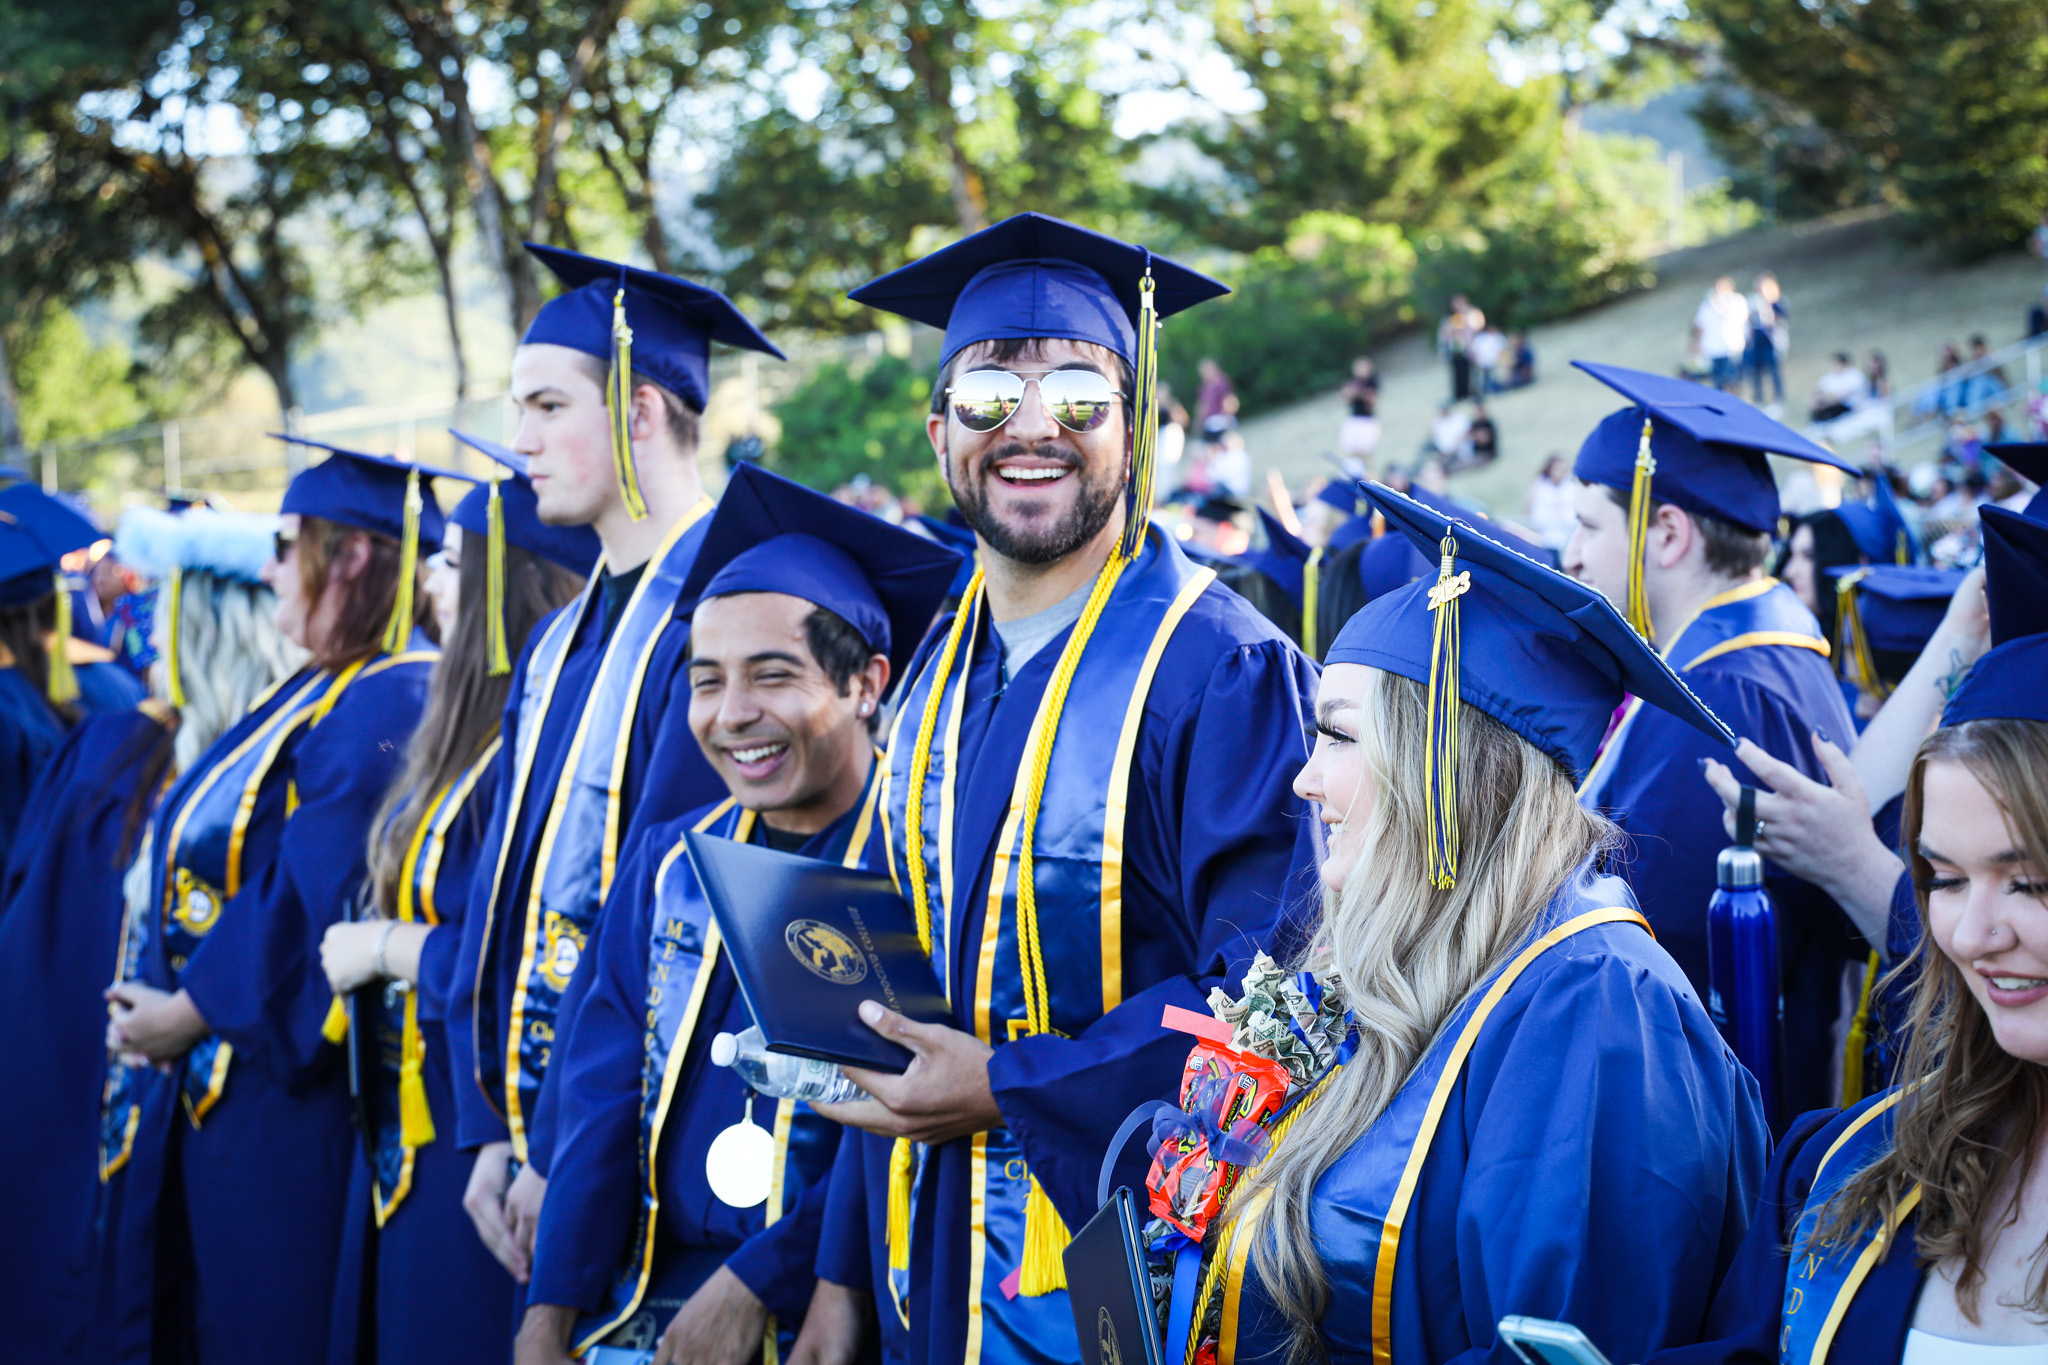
[768, 353, 948, 508]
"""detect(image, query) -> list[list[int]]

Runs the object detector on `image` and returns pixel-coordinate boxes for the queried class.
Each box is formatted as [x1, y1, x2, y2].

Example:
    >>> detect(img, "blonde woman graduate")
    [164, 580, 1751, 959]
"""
[100, 443, 449, 1365]
[1160, 484, 1769, 1365]
[1653, 503, 2048, 1364]
[319, 448, 593, 1365]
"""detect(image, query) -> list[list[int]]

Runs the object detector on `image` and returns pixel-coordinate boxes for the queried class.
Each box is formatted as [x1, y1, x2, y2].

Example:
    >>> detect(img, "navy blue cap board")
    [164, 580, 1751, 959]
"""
[1352, 483, 1547, 602]
[1828, 564, 1963, 699]
[1944, 503, 2048, 726]
[1571, 361, 1858, 642]
[1314, 480, 1364, 516]
[447, 430, 602, 576]
[678, 463, 962, 693]
[914, 512, 980, 599]
[0, 483, 106, 700]
[1985, 441, 2048, 521]
[1236, 507, 1311, 606]
[1328, 483, 1731, 885]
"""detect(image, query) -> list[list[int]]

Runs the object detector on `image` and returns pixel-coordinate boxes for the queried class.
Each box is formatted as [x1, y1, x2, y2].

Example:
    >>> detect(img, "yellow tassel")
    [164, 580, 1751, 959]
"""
[1118, 272, 1159, 561]
[164, 567, 187, 707]
[885, 1136, 914, 1272]
[1423, 532, 1469, 890]
[398, 990, 436, 1147]
[486, 477, 511, 676]
[1624, 416, 1656, 643]
[1840, 949, 1880, 1106]
[383, 469, 422, 653]
[1302, 547, 1322, 659]
[321, 995, 349, 1044]
[1836, 570, 1887, 703]
[610, 288, 648, 522]
[1017, 1174, 1071, 1296]
[1895, 529, 1909, 567]
[48, 570, 79, 704]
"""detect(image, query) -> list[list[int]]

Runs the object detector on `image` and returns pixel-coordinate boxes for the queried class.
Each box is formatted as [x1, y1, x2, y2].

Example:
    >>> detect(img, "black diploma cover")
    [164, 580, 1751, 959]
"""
[1064, 1186, 1166, 1365]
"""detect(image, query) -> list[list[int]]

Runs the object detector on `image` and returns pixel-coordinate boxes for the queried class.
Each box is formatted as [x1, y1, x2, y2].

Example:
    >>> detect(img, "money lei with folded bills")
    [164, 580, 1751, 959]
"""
[1207, 951, 1350, 1091]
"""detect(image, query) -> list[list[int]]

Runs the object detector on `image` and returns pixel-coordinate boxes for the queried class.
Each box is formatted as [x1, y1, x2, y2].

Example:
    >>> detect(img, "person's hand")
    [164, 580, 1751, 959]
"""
[813, 1001, 1001, 1145]
[320, 920, 387, 994]
[1702, 734, 1903, 949]
[104, 983, 208, 1065]
[512, 1303, 575, 1365]
[1934, 564, 1989, 662]
[651, 1265, 768, 1365]
[505, 1162, 548, 1272]
[786, 1280, 871, 1365]
[463, 1142, 529, 1282]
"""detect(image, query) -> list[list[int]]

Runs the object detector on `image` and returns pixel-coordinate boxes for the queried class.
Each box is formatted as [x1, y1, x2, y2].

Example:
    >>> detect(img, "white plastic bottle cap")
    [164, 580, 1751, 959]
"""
[709, 1032, 737, 1068]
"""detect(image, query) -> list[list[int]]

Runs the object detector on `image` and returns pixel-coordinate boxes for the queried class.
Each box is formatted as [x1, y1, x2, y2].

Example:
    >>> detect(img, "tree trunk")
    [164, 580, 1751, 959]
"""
[906, 26, 988, 233]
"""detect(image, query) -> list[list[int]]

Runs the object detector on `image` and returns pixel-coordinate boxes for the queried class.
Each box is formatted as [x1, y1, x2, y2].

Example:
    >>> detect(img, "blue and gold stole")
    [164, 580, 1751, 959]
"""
[98, 652, 431, 1179]
[365, 739, 502, 1225]
[878, 528, 1214, 1356]
[472, 500, 710, 1162]
[1200, 893, 1650, 1365]
[1779, 1088, 1919, 1365]
[1580, 578, 1827, 804]
[576, 770, 881, 1355]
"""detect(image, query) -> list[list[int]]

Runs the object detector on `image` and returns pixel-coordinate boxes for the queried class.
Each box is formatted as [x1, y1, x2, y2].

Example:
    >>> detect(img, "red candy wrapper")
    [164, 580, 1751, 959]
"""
[1144, 1039, 1288, 1241]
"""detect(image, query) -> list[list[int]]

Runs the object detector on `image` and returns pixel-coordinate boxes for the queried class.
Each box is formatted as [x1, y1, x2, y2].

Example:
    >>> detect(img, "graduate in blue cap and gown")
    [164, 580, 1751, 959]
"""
[515, 463, 959, 1365]
[1220, 507, 1314, 650]
[1185, 482, 1767, 1365]
[1564, 361, 1862, 1117]
[0, 503, 292, 1363]
[792, 213, 1319, 1365]
[315, 443, 595, 1365]
[1655, 502, 2048, 1365]
[99, 441, 445, 1365]
[446, 249, 786, 1291]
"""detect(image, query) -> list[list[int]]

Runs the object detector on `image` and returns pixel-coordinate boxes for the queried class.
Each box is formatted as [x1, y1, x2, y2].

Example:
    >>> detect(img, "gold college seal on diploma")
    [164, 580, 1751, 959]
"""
[785, 918, 867, 985]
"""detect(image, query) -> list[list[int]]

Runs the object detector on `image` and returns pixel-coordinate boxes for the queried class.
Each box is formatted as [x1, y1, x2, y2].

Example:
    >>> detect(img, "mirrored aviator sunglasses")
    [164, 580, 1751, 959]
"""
[946, 368, 1125, 435]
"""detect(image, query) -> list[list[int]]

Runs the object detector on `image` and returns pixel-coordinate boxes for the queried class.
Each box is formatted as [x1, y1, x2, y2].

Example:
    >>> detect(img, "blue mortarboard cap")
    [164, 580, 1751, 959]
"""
[913, 513, 980, 598]
[1572, 362, 1857, 533]
[274, 435, 451, 550]
[1328, 483, 1731, 779]
[521, 245, 783, 412]
[1349, 483, 1546, 602]
[1944, 504, 2048, 726]
[447, 430, 601, 576]
[1235, 508, 1311, 605]
[1313, 480, 1364, 516]
[680, 464, 961, 690]
[0, 483, 99, 605]
[1828, 564, 1961, 673]
[1985, 442, 2048, 521]
[847, 213, 1229, 367]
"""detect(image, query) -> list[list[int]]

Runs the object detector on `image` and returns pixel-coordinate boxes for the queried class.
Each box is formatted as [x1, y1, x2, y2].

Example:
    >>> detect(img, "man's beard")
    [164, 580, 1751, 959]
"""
[949, 441, 1126, 566]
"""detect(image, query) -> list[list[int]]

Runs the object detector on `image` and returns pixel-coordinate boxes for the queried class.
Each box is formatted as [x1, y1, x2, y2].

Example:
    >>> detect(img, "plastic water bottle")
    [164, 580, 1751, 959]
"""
[1707, 785, 1782, 1130]
[710, 1026, 869, 1104]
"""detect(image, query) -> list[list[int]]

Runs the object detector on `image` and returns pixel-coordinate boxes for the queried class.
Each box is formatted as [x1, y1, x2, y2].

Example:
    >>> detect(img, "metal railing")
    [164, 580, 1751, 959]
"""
[1808, 329, 2048, 461]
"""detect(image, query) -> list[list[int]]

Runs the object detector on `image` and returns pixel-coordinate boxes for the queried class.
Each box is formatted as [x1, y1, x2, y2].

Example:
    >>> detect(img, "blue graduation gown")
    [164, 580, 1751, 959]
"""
[329, 746, 519, 1365]
[1580, 579, 1859, 1117]
[120, 651, 434, 1365]
[1650, 1094, 1925, 1365]
[824, 557, 1320, 1365]
[0, 707, 167, 1361]
[528, 791, 873, 1348]
[450, 535, 724, 1163]
[1225, 869, 1770, 1365]
[0, 666, 69, 866]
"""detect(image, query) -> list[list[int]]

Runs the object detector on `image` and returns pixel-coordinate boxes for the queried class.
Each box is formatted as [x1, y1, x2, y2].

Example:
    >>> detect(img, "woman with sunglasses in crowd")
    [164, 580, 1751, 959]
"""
[1656, 503, 2048, 1365]
[99, 443, 443, 1365]
[317, 450, 592, 1365]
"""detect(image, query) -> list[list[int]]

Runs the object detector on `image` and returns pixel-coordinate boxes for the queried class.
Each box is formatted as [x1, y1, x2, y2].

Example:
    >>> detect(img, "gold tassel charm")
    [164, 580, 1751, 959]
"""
[486, 477, 511, 676]
[1018, 1174, 1073, 1295]
[610, 288, 648, 522]
[163, 567, 187, 707]
[398, 989, 436, 1147]
[1423, 532, 1470, 890]
[1625, 416, 1656, 643]
[1117, 271, 1159, 561]
[48, 570, 79, 704]
[885, 1136, 914, 1272]
[383, 468, 423, 653]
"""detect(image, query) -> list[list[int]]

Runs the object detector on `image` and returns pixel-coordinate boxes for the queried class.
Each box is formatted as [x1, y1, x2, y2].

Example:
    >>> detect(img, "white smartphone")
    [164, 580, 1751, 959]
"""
[1497, 1316, 1619, 1365]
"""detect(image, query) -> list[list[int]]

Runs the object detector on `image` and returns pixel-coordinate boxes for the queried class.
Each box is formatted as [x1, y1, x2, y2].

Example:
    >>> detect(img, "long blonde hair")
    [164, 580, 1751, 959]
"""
[1814, 717, 2048, 1321]
[1229, 668, 1614, 1363]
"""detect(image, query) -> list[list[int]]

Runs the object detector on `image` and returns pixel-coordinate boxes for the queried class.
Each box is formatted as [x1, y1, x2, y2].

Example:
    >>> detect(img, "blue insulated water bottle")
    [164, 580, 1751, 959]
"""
[1708, 785, 1782, 1129]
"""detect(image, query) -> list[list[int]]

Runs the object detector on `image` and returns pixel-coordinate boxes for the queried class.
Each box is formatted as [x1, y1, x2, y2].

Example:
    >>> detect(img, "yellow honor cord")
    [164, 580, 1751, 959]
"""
[610, 287, 648, 522]
[1302, 547, 1323, 658]
[1840, 948, 1881, 1106]
[486, 477, 511, 676]
[1118, 273, 1160, 562]
[398, 985, 436, 1147]
[885, 1135, 915, 1271]
[48, 570, 79, 704]
[1625, 416, 1656, 643]
[1423, 533, 1469, 890]
[164, 567, 187, 707]
[383, 468, 423, 654]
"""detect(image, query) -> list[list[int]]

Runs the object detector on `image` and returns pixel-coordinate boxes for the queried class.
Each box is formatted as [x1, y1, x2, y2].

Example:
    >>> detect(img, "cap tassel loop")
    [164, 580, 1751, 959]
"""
[1424, 532, 1470, 890]
[885, 1136, 914, 1273]
[1624, 416, 1657, 643]
[1117, 271, 1160, 561]
[486, 477, 511, 676]
[164, 567, 187, 708]
[609, 287, 649, 523]
[1836, 569, 1887, 702]
[383, 468, 423, 654]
